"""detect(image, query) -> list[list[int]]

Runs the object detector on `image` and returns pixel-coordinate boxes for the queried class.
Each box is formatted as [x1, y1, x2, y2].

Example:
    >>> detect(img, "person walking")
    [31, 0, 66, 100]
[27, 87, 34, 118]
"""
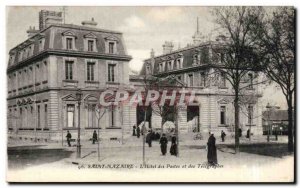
[159, 133, 168, 156]
[66, 131, 72, 147]
[221, 130, 226, 142]
[170, 135, 177, 156]
[246, 129, 250, 138]
[132, 125, 136, 136]
[146, 130, 152, 147]
[136, 126, 140, 138]
[207, 133, 217, 165]
[92, 130, 97, 144]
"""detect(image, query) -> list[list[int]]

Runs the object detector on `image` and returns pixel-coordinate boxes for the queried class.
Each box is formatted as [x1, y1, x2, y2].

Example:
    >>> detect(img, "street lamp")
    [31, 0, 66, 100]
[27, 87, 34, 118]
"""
[76, 89, 83, 158]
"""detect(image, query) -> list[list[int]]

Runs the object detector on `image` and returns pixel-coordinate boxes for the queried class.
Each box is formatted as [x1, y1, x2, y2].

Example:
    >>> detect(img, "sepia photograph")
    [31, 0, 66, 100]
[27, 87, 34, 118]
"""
[5, 5, 295, 182]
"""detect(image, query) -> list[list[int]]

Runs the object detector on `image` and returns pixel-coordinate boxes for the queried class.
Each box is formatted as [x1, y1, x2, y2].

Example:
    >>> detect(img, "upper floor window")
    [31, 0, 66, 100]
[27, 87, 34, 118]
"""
[248, 105, 254, 125]
[66, 38, 73, 50]
[167, 61, 173, 70]
[159, 63, 163, 72]
[188, 74, 194, 87]
[65, 60, 74, 80]
[200, 72, 206, 87]
[220, 106, 226, 125]
[88, 40, 95, 52]
[87, 62, 95, 81]
[109, 42, 115, 54]
[220, 72, 226, 88]
[39, 38, 45, 52]
[248, 73, 253, 89]
[108, 64, 116, 82]
[146, 65, 151, 75]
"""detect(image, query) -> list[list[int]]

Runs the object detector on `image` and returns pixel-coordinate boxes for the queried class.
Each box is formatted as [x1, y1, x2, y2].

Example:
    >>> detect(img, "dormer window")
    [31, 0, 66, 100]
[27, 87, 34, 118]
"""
[62, 30, 77, 50]
[104, 35, 118, 54]
[84, 32, 97, 52]
[66, 38, 73, 50]
[159, 63, 164, 72]
[109, 42, 114, 54]
[167, 61, 173, 70]
[88, 40, 94, 52]
[39, 38, 45, 52]
[146, 64, 151, 75]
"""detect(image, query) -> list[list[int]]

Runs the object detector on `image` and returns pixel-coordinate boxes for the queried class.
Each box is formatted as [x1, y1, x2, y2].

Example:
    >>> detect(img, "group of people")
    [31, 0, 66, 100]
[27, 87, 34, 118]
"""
[65, 130, 98, 147]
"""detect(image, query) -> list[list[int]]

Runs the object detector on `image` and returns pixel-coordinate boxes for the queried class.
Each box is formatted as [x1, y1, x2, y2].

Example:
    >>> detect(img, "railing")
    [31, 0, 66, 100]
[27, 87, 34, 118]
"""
[85, 81, 99, 88]
[63, 80, 78, 88]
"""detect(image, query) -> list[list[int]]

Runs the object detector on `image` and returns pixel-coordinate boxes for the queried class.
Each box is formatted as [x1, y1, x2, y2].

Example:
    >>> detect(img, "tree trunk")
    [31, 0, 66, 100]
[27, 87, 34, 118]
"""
[234, 91, 240, 154]
[287, 92, 294, 152]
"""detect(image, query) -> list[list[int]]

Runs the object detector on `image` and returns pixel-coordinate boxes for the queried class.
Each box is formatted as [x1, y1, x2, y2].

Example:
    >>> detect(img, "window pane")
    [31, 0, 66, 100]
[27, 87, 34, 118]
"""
[109, 42, 114, 54]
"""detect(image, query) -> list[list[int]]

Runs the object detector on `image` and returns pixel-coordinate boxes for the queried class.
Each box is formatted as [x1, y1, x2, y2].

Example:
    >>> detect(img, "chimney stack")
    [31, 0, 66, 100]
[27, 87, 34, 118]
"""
[39, 10, 63, 30]
[81, 18, 98, 27]
[162, 41, 174, 55]
[26, 26, 39, 38]
[150, 49, 155, 58]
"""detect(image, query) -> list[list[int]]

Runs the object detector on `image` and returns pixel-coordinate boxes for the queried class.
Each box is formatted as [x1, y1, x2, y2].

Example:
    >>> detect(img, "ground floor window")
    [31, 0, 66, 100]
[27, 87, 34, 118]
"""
[67, 104, 75, 127]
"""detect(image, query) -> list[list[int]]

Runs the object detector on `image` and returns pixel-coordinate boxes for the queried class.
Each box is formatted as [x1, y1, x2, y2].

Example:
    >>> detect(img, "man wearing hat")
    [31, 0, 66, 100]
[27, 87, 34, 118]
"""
[159, 133, 168, 155]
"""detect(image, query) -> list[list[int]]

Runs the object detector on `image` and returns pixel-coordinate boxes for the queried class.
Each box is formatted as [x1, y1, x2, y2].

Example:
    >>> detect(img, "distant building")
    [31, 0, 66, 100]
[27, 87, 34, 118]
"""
[262, 110, 292, 135]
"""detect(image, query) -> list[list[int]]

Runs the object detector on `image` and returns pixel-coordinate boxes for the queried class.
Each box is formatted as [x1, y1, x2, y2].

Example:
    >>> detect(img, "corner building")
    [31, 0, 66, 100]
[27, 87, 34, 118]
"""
[7, 10, 136, 141]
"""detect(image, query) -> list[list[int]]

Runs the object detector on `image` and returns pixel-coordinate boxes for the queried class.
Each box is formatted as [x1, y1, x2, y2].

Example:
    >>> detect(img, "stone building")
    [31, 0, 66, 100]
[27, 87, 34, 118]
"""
[7, 10, 137, 142]
[138, 21, 264, 136]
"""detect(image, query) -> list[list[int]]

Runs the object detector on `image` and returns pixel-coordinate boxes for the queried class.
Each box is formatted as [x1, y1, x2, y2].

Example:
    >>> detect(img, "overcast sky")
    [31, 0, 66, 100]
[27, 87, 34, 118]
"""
[6, 6, 288, 109]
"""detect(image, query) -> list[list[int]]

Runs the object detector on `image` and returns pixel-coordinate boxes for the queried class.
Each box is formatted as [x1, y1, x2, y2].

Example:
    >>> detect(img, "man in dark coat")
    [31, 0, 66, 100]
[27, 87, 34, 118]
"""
[170, 135, 177, 156]
[132, 125, 136, 136]
[66, 131, 72, 147]
[136, 126, 140, 138]
[246, 129, 250, 138]
[207, 133, 217, 165]
[92, 130, 97, 144]
[159, 133, 168, 155]
[146, 130, 152, 147]
[221, 130, 226, 142]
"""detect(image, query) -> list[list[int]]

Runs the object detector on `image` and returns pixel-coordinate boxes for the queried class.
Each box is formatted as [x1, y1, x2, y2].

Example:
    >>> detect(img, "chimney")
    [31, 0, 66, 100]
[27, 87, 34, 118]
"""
[162, 41, 174, 55]
[150, 49, 155, 58]
[81, 18, 98, 27]
[26, 26, 39, 38]
[39, 10, 63, 30]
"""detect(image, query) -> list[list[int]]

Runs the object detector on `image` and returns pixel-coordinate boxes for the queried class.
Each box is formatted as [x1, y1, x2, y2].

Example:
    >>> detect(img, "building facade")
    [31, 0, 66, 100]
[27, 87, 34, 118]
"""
[138, 26, 264, 136]
[7, 10, 138, 142]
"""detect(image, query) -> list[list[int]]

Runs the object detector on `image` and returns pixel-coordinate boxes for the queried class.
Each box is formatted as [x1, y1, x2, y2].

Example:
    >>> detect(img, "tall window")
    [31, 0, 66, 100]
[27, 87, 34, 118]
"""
[44, 104, 48, 128]
[159, 63, 163, 72]
[88, 104, 96, 127]
[88, 40, 94, 52]
[220, 72, 226, 87]
[176, 59, 181, 69]
[109, 42, 114, 54]
[168, 61, 172, 70]
[66, 38, 73, 50]
[67, 104, 75, 127]
[188, 74, 193, 87]
[220, 106, 226, 125]
[248, 105, 253, 125]
[108, 64, 116, 82]
[248, 73, 253, 89]
[20, 108, 22, 128]
[65, 61, 73, 80]
[87, 62, 95, 81]
[200, 72, 206, 87]
[37, 105, 41, 128]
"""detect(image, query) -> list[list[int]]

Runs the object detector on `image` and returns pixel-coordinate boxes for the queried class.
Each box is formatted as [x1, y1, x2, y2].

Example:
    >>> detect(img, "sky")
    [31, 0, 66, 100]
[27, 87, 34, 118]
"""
[6, 6, 288, 109]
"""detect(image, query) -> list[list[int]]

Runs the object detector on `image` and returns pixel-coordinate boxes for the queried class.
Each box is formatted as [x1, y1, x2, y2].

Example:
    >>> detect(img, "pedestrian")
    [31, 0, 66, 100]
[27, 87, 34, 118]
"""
[132, 125, 136, 136]
[92, 130, 97, 144]
[239, 128, 242, 137]
[207, 133, 217, 165]
[136, 126, 140, 138]
[246, 129, 250, 138]
[146, 130, 152, 147]
[66, 131, 72, 147]
[159, 133, 168, 156]
[170, 135, 177, 156]
[221, 130, 226, 142]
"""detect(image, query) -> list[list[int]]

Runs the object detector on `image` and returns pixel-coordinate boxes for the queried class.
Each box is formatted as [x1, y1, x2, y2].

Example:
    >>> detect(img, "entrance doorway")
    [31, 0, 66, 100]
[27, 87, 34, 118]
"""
[187, 105, 200, 132]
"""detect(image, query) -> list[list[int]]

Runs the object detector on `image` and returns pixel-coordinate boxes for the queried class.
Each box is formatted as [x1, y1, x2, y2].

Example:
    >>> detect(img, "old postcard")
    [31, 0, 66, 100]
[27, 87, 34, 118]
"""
[6, 6, 295, 182]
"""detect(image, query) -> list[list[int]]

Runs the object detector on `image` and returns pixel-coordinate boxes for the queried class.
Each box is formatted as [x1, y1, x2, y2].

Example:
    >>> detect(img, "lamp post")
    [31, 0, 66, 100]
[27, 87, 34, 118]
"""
[76, 89, 83, 158]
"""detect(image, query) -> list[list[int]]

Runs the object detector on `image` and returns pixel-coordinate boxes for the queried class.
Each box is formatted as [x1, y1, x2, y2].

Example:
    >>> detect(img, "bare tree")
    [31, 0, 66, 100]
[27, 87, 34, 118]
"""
[211, 7, 264, 153]
[252, 7, 295, 152]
